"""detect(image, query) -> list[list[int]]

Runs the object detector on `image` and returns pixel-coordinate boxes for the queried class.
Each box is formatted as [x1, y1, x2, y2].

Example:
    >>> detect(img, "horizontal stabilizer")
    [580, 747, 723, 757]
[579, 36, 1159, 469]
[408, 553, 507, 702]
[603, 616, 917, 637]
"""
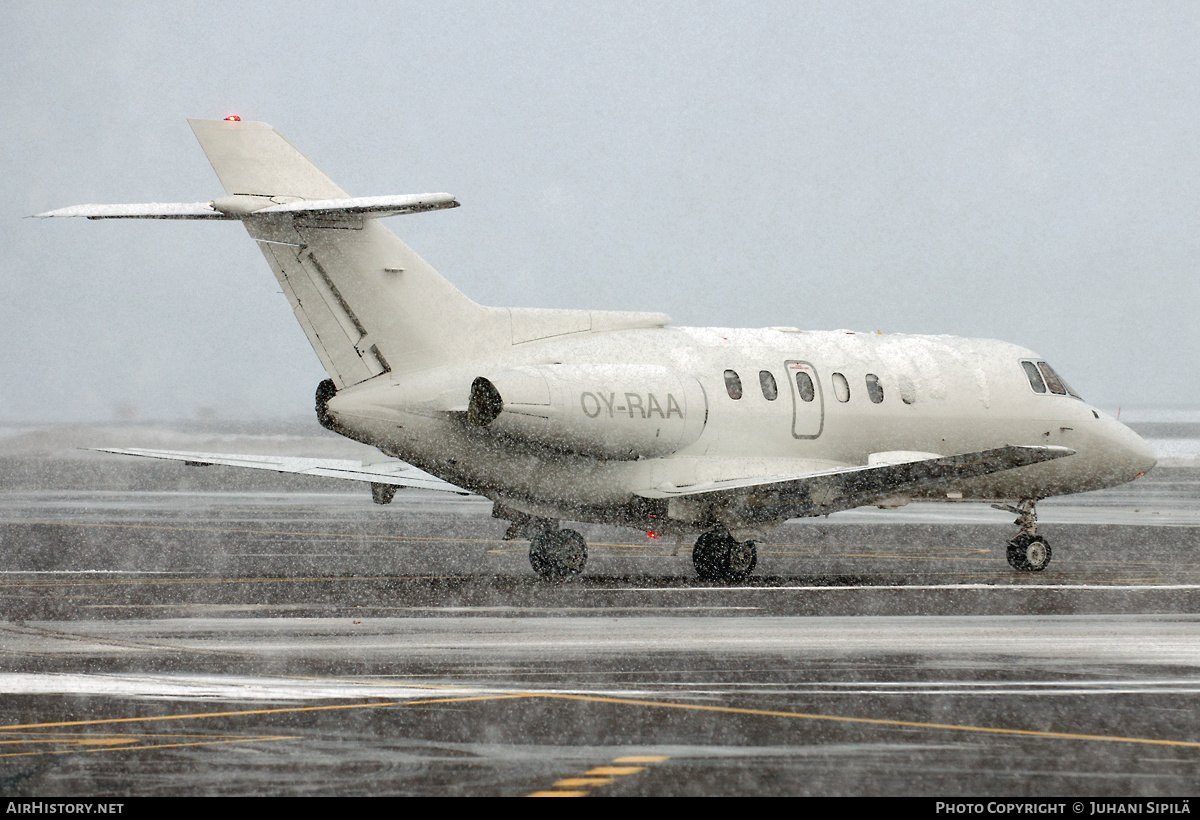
[34, 193, 459, 221]
[92, 447, 472, 494]
[253, 193, 459, 218]
[32, 202, 233, 220]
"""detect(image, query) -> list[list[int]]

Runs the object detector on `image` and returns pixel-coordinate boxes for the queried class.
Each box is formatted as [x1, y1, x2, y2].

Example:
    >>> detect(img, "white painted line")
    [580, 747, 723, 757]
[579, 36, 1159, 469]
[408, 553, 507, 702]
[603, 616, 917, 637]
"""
[654, 678, 1200, 688]
[0, 673, 675, 702]
[0, 570, 190, 575]
[599, 583, 1200, 593]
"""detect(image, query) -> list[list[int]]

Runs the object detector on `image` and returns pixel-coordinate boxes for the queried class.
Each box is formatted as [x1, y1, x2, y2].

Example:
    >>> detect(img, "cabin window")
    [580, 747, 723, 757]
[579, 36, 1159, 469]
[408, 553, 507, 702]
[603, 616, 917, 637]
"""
[898, 375, 916, 405]
[865, 373, 884, 404]
[724, 369, 743, 400]
[795, 371, 815, 402]
[832, 372, 850, 403]
[1021, 361, 1047, 393]
[759, 370, 778, 401]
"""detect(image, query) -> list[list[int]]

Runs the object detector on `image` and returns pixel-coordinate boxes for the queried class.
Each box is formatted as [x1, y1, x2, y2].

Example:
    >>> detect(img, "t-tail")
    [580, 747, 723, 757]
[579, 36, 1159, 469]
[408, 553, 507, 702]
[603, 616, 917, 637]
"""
[35, 117, 495, 388]
[34, 117, 672, 391]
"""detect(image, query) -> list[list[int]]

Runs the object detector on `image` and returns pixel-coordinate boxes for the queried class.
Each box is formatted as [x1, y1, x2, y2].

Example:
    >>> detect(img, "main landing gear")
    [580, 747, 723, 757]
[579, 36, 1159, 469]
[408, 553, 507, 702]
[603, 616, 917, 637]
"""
[692, 529, 757, 583]
[994, 498, 1051, 572]
[498, 512, 588, 581]
[528, 527, 588, 581]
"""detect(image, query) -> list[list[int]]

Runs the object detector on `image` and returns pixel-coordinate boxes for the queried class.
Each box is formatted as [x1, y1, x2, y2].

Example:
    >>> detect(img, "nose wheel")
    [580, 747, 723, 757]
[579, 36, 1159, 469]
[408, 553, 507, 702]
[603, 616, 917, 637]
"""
[995, 499, 1051, 572]
[529, 527, 588, 581]
[692, 529, 757, 583]
[1007, 533, 1051, 571]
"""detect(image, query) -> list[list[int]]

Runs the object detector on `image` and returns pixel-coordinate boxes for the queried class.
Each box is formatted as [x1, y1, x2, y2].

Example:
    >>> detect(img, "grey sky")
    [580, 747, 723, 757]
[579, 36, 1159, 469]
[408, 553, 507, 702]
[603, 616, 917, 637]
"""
[4, 2, 1197, 421]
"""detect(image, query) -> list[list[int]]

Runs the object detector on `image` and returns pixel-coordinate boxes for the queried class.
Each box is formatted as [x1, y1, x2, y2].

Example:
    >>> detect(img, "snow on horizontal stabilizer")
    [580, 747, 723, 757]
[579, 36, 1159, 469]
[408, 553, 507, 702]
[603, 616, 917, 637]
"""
[32, 202, 234, 220]
[637, 444, 1075, 521]
[34, 193, 458, 221]
[254, 193, 459, 218]
[92, 447, 472, 494]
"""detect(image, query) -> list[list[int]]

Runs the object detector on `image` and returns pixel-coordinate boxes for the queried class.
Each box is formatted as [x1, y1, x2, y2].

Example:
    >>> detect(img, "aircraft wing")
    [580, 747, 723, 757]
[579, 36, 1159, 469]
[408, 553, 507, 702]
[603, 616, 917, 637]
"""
[636, 445, 1074, 521]
[92, 447, 472, 494]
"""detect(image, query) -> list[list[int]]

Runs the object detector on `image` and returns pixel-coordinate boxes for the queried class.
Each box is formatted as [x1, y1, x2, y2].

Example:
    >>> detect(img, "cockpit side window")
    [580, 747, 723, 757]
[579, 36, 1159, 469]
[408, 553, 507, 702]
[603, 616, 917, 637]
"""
[759, 370, 778, 401]
[1037, 361, 1067, 395]
[1021, 361, 1047, 393]
[1037, 362, 1082, 399]
[1021, 359, 1083, 400]
[724, 369, 743, 400]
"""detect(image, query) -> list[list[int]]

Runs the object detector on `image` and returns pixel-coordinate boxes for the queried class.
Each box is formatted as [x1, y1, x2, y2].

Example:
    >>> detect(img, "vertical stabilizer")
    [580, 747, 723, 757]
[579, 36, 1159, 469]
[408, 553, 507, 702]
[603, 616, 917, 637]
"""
[188, 119, 348, 199]
[187, 118, 499, 388]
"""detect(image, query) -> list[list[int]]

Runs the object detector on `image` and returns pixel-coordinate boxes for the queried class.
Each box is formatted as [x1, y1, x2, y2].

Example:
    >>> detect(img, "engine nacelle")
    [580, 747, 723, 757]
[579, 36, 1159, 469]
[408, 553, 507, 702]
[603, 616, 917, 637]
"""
[467, 364, 707, 459]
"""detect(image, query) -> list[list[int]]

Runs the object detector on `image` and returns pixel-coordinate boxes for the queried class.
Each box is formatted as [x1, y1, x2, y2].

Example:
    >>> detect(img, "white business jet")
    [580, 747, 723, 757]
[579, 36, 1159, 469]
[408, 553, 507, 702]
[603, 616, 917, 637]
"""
[36, 117, 1157, 582]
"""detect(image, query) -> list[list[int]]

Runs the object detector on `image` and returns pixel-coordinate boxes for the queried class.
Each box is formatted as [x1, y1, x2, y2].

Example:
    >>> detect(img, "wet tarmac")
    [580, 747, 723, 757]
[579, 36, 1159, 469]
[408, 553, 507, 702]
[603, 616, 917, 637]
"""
[2, 465, 1200, 796]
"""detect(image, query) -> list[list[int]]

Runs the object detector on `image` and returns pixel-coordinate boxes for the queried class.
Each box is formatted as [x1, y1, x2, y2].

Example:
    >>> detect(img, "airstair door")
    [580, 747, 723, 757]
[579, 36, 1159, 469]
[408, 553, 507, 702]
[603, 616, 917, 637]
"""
[786, 360, 824, 439]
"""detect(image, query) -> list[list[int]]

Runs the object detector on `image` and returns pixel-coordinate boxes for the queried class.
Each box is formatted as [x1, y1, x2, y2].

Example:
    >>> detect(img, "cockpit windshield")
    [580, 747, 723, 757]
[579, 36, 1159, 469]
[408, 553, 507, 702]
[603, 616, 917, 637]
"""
[1021, 359, 1082, 400]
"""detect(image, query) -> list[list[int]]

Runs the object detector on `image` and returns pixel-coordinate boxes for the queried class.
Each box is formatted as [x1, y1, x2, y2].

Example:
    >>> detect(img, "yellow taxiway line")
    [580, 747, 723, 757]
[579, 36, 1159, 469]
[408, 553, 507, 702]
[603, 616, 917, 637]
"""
[2, 689, 1196, 754]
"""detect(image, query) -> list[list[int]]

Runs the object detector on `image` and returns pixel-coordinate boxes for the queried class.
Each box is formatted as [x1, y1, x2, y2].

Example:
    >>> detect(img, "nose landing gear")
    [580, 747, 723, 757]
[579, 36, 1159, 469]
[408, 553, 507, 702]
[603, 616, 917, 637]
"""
[692, 529, 757, 583]
[994, 499, 1051, 571]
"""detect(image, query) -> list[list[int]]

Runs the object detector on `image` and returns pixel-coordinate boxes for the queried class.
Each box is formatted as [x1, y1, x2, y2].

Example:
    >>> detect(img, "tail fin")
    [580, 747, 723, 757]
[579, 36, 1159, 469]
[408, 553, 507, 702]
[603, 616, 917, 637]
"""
[187, 118, 496, 388]
[187, 118, 348, 199]
[38, 118, 673, 391]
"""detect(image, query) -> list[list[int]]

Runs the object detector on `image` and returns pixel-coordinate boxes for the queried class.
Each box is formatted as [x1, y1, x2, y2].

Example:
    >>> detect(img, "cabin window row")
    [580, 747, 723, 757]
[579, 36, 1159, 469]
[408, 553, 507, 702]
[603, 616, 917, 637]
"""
[724, 369, 913, 405]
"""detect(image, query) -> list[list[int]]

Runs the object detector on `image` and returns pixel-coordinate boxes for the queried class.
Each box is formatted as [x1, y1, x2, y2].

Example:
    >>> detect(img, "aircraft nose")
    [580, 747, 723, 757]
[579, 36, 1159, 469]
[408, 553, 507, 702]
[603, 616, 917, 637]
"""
[1105, 416, 1157, 481]
[1128, 430, 1158, 478]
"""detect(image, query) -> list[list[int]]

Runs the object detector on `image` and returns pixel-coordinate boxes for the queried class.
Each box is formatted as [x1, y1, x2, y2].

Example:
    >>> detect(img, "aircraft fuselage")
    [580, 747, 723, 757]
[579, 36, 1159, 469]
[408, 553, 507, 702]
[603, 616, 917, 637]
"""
[326, 324, 1155, 537]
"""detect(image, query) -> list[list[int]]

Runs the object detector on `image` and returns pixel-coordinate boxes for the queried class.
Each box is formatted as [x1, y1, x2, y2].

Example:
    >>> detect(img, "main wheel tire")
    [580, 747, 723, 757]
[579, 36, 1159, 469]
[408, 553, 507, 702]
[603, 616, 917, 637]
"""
[728, 539, 757, 581]
[692, 531, 727, 581]
[529, 528, 587, 581]
[1007, 533, 1051, 572]
[692, 531, 757, 583]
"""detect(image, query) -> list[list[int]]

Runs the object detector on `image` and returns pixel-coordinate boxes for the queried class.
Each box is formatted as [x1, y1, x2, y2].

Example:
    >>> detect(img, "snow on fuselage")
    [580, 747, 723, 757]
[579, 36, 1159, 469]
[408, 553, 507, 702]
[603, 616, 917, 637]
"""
[325, 325, 1156, 529]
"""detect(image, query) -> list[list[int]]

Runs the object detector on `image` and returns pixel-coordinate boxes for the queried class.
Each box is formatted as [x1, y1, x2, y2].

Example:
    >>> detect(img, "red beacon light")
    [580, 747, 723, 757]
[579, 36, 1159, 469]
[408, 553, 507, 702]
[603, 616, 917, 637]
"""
[224, 115, 241, 122]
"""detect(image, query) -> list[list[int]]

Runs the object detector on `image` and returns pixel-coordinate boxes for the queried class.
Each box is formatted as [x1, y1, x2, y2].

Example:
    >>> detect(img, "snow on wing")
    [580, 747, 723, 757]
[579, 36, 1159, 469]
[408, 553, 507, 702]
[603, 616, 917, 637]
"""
[92, 447, 472, 494]
[637, 445, 1075, 519]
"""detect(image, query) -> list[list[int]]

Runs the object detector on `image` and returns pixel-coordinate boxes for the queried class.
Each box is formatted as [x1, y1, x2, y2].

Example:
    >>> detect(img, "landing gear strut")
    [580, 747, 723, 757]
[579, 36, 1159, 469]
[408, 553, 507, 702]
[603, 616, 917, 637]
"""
[692, 529, 757, 583]
[528, 527, 588, 581]
[994, 499, 1051, 572]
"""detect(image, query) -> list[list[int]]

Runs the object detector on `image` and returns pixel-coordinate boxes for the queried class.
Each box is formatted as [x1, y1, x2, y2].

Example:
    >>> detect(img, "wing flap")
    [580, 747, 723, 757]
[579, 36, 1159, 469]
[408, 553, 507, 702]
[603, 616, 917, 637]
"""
[92, 447, 471, 494]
